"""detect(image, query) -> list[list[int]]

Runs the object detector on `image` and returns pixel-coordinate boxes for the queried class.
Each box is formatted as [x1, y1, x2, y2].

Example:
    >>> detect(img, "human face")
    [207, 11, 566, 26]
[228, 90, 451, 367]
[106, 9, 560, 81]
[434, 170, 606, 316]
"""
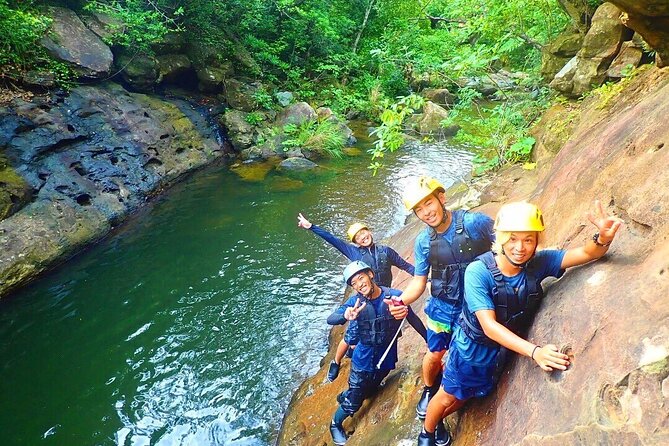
[413, 193, 445, 228]
[349, 271, 374, 297]
[502, 232, 538, 265]
[353, 229, 373, 247]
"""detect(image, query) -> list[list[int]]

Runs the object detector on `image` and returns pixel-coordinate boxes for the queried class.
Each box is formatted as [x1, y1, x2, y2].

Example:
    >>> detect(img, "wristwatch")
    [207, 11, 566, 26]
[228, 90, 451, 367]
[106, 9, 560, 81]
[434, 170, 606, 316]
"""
[592, 232, 611, 247]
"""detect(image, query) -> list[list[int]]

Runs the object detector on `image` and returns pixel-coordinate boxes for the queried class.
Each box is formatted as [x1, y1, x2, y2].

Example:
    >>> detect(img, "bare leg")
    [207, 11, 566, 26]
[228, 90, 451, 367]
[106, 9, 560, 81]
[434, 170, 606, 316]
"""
[424, 387, 466, 432]
[334, 338, 349, 364]
[422, 350, 446, 386]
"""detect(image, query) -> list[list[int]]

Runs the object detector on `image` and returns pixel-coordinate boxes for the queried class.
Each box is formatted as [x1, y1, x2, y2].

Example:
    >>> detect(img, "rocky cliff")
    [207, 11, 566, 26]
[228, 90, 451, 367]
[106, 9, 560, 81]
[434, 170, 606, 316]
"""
[277, 66, 669, 445]
[0, 83, 224, 297]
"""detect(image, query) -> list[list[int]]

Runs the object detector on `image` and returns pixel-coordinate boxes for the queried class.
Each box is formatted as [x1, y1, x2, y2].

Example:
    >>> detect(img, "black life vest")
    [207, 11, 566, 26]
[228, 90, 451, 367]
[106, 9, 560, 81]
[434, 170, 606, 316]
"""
[359, 245, 392, 287]
[356, 287, 402, 346]
[459, 252, 544, 346]
[428, 210, 490, 303]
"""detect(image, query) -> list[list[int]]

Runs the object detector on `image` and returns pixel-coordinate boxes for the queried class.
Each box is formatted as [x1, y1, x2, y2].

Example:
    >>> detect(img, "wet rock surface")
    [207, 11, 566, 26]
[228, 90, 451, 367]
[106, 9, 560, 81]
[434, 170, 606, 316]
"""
[0, 82, 223, 296]
[278, 67, 669, 445]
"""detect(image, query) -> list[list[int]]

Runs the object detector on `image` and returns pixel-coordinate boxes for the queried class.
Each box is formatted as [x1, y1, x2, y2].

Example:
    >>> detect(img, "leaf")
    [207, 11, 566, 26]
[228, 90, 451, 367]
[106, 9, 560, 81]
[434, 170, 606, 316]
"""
[522, 162, 537, 170]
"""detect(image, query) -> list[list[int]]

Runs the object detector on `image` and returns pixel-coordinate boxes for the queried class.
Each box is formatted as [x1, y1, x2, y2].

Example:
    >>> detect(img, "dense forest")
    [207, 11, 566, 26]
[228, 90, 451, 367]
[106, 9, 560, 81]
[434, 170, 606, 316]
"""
[1, 0, 603, 171]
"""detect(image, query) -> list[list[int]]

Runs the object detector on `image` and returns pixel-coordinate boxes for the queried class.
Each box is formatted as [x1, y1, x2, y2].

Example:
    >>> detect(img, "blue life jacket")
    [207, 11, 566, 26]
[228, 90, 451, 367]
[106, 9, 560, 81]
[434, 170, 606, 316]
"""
[459, 252, 544, 346]
[356, 287, 402, 346]
[428, 210, 490, 303]
[359, 245, 392, 287]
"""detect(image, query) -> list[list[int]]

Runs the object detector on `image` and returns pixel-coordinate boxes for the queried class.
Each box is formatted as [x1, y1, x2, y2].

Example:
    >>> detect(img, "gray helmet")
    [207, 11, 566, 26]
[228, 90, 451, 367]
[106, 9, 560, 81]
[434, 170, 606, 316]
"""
[343, 260, 372, 285]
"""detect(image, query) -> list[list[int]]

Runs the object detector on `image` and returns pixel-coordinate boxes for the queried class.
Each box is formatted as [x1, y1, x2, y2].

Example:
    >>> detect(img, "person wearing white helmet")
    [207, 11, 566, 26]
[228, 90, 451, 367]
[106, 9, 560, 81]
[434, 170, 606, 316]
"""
[417, 201, 623, 446]
[394, 176, 495, 437]
[327, 260, 417, 445]
[297, 213, 426, 382]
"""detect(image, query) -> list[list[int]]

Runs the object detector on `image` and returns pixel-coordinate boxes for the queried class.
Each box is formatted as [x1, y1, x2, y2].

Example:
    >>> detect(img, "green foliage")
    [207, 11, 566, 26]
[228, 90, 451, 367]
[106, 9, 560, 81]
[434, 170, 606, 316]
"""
[282, 118, 346, 158]
[587, 64, 645, 110]
[84, 0, 183, 53]
[448, 88, 549, 175]
[245, 111, 264, 126]
[252, 88, 274, 110]
[368, 94, 424, 174]
[0, 1, 51, 66]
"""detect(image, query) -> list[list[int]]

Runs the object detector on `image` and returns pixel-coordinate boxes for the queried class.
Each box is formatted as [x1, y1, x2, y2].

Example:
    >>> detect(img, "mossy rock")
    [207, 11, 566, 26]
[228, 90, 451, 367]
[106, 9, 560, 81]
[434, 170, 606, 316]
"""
[267, 176, 304, 192]
[0, 162, 31, 220]
[230, 160, 276, 182]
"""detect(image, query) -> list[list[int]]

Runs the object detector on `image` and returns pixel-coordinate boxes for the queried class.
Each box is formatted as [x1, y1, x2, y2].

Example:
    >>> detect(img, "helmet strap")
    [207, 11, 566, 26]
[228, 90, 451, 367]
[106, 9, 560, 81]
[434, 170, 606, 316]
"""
[501, 246, 537, 269]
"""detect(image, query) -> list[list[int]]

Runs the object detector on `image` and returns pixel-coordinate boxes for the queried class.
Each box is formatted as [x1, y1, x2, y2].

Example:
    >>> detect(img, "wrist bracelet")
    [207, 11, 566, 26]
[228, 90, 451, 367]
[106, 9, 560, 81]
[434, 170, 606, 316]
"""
[592, 232, 611, 247]
[531, 345, 540, 360]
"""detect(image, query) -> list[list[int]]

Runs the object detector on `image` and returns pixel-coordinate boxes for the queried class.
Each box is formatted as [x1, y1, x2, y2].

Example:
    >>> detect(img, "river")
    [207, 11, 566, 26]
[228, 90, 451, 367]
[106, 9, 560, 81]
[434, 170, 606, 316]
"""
[0, 133, 474, 445]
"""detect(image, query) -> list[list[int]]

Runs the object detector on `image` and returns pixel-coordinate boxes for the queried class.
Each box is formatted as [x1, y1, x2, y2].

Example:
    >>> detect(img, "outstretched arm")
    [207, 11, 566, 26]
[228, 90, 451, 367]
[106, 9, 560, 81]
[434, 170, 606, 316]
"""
[561, 200, 623, 269]
[387, 247, 415, 275]
[297, 213, 358, 259]
[476, 309, 569, 372]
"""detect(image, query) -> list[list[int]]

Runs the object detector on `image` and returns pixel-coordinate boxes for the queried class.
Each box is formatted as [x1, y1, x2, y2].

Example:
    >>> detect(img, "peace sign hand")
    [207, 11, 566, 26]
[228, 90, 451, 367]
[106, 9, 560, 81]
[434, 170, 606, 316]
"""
[297, 213, 312, 229]
[587, 200, 624, 244]
[344, 298, 367, 321]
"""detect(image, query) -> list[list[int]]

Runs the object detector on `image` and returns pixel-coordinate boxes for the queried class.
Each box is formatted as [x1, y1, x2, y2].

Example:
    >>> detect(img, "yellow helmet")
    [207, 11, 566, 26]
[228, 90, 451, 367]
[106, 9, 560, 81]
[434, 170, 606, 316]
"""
[494, 202, 545, 232]
[347, 222, 369, 242]
[402, 176, 445, 210]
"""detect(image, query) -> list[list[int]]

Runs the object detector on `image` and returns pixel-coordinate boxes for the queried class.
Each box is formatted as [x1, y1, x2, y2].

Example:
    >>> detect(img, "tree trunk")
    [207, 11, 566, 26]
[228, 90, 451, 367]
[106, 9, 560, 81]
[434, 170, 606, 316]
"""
[352, 0, 376, 54]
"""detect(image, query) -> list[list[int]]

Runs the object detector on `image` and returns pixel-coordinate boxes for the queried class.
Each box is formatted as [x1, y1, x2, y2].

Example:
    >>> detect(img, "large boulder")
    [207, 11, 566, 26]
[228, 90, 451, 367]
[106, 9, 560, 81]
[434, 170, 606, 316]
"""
[277, 157, 318, 171]
[541, 32, 584, 81]
[39, 7, 113, 79]
[417, 101, 450, 135]
[224, 79, 262, 112]
[157, 54, 192, 84]
[551, 3, 630, 96]
[607, 39, 644, 78]
[220, 109, 255, 150]
[115, 53, 161, 92]
[195, 64, 232, 93]
[421, 88, 455, 106]
[609, 0, 669, 67]
[277, 102, 317, 127]
[80, 12, 121, 41]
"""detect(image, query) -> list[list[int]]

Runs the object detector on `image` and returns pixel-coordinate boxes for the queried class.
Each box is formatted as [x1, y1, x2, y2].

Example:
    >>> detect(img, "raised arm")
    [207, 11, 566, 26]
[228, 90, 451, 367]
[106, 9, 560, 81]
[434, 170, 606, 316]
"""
[560, 200, 623, 269]
[297, 213, 358, 259]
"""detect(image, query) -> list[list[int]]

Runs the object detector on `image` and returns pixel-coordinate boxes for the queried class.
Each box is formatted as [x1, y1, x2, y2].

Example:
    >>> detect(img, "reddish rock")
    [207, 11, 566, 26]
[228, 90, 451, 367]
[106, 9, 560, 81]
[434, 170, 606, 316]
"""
[279, 67, 669, 445]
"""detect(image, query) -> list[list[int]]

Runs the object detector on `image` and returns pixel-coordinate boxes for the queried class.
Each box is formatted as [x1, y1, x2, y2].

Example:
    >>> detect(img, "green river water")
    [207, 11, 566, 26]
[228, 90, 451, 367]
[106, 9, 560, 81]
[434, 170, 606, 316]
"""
[0, 135, 474, 445]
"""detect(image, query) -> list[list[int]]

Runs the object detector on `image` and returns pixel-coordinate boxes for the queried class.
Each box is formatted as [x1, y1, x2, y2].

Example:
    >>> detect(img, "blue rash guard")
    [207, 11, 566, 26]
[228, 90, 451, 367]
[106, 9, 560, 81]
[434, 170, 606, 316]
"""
[327, 287, 406, 371]
[310, 225, 415, 285]
[413, 211, 495, 332]
[441, 249, 566, 400]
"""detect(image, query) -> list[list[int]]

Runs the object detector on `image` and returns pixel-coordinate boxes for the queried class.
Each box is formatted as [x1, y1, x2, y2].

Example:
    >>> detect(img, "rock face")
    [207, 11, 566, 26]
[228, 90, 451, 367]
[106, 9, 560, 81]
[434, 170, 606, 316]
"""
[0, 82, 223, 296]
[40, 7, 113, 79]
[278, 67, 669, 445]
[551, 3, 630, 96]
[610, 0, 669, 67]
[541, 32, 583, 81]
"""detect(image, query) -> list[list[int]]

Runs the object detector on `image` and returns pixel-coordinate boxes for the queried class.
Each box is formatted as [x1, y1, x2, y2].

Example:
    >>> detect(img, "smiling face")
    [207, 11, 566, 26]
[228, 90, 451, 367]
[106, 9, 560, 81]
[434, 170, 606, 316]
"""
[349, 270, 375, 297]
[413, 192, 446, 229]
[502, 231, 538, 265]
[353, 229, 373, 247]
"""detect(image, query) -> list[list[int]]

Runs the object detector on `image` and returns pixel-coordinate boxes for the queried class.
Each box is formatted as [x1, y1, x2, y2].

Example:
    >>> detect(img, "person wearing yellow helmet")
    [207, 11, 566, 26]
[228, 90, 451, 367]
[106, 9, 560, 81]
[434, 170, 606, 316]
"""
[393, 176, 495, 432]
[417, 200, 623, 446]
[297, 212, 427, 382]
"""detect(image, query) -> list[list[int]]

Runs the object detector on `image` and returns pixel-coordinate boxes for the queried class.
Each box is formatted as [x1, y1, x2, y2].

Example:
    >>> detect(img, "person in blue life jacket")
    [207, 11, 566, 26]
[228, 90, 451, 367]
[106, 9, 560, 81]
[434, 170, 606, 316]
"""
[297, 213, 427, 382]
[415, 200, 623, 446]
[392, 176, 495, 426]
[327, 260, 418, 445]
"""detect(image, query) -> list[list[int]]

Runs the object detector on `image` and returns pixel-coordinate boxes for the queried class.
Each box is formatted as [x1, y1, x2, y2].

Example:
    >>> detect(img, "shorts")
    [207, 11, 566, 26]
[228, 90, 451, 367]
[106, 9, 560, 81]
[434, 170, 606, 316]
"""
[441, 346, 496, 400]
[426, 318, 453, 353]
